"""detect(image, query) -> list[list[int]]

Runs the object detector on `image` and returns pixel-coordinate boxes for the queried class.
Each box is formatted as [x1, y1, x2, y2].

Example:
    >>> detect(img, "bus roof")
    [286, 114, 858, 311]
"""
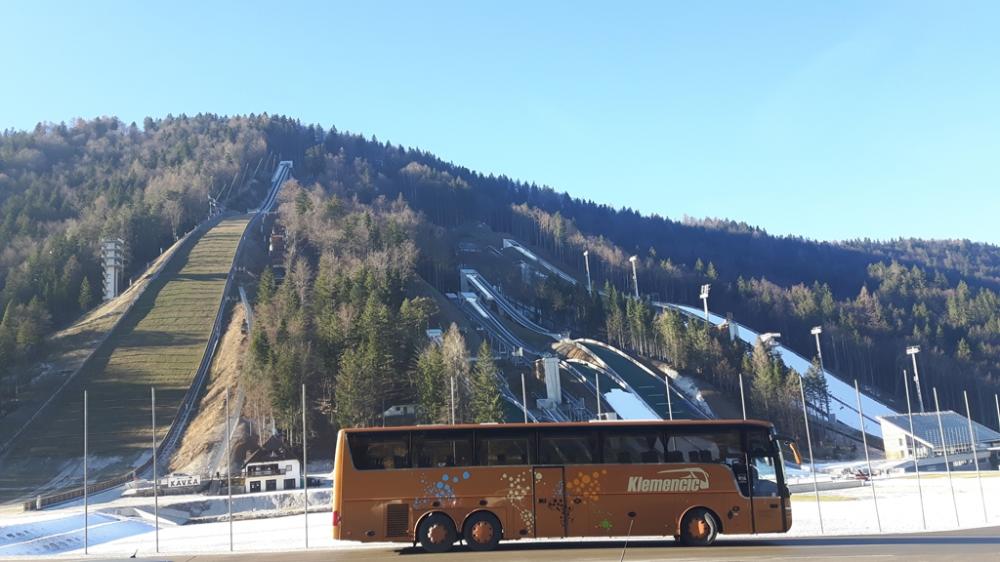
[339, 419, 775, 434]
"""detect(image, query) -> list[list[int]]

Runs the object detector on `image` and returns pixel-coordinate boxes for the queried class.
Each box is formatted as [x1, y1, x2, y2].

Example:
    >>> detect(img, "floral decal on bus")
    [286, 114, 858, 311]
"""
[566, 469, 606, 502]
[414, 470, 472, 508]
[500, 471, 534, 530]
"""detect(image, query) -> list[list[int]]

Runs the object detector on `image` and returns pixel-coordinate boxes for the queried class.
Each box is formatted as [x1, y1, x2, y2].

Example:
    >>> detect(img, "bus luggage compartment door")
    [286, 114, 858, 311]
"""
[532, 467, 566, 538]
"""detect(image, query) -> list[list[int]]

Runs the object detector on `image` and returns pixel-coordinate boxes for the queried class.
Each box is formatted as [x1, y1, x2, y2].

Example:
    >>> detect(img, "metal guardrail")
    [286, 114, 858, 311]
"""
[22, 162, 292, 511]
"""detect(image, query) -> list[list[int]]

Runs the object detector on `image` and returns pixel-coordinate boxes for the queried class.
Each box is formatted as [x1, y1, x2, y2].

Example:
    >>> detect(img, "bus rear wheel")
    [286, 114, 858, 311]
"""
[417, 513, 457, 553]
[463, 511, 502, 551]
[679, 508, 719, 546]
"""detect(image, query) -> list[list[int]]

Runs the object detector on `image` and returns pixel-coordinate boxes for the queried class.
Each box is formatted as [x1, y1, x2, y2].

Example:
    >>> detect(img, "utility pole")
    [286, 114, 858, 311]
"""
[521, 373, 528, 423]
[664, 375, 673, 420]
[902, 369, 926, 529]
[797, 376, 823, 534]
[963, 390, 988, 524]
[583, 250, 592, 296]
[906, 346, 925, 413]
[628, 256, 639, 299]
[595, 371, 602, 418]
[933, 388, 960, 526]
[853, 380, 881, 532]
[738, 373, 747, 420]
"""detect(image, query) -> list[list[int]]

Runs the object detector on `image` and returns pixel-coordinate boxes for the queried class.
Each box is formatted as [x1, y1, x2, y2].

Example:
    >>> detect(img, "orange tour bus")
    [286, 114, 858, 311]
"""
[331, 419, 801, 552]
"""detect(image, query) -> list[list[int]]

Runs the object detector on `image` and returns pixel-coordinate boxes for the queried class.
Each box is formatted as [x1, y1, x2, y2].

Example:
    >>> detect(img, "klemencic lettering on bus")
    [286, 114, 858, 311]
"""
[626, 468, 710, 493]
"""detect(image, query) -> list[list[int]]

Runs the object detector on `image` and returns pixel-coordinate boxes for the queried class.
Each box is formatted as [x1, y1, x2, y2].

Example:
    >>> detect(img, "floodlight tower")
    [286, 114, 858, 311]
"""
[810, 326, 830, 417]
[699, 284, 711, 323]
[906, 346, 926, 413]
[583, 250, 593, 296]
[628, 255, 639, 299]
[101, 238, 125, 301]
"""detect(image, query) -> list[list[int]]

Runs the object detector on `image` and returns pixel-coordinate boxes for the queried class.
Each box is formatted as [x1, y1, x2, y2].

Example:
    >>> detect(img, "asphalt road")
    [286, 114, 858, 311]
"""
[38, 527, 1000, 562]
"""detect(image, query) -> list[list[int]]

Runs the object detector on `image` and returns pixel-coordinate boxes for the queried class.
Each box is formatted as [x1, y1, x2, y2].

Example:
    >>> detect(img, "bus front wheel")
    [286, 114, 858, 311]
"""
[463, 511, 502, 551]
[417, 513, 457, 553]
[679, 508, 719, 546]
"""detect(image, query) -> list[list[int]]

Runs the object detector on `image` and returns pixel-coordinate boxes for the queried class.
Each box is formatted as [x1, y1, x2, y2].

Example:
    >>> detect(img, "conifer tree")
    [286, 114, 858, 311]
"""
[441, 323, 470, 422]
[471, 340, 503, 423]
[803, 357, 830, 417]
[415, 343, 448, 423]
[78, 277, 93, 312]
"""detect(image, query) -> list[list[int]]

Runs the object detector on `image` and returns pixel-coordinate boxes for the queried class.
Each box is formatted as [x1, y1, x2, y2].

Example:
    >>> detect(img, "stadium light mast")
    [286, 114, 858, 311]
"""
[628, 255, 639, 299]
[906, 346, 926, 413]
[811, 326, 829, 417]
[699, 284, 711, 323]
[583, 250, 593, 296]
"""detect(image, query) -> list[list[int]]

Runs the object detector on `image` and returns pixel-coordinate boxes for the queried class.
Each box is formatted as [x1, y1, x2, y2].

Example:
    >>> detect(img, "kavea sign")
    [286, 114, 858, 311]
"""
[164, 474, 201, 488]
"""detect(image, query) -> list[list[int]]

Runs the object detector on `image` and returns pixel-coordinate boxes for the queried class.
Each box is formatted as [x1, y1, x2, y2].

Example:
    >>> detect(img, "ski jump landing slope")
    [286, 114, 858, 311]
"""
[658, 303, 899, 438]
[0, 162, 293, 506]
[0, 215, 249, 504]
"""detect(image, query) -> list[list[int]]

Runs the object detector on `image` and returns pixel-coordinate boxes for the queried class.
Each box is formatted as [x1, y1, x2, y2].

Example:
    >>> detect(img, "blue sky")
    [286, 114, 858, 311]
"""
[3, 1, 999, 244]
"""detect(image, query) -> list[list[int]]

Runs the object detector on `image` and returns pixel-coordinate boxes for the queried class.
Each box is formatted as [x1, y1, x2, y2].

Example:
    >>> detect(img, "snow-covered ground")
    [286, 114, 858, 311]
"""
[787, 472, 1000, 535]
[2, 473, 997, 558]
[659, 303, 898, 437]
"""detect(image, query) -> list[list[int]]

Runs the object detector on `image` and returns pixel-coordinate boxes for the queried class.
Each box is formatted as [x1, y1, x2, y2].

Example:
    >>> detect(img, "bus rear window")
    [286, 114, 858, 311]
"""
[348, 432, 411, 470]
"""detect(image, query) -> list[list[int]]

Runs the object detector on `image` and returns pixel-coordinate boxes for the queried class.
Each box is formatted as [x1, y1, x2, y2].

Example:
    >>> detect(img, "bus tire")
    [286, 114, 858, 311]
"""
[679, 508, 719, 546]
[463, 511, 502, 551]
[417, 513, 457, 553]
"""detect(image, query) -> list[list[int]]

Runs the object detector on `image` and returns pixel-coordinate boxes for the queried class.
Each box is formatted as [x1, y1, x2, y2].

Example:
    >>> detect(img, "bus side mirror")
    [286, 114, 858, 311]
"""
[786, 441, 803, 465]
[774, 434, 803, 465]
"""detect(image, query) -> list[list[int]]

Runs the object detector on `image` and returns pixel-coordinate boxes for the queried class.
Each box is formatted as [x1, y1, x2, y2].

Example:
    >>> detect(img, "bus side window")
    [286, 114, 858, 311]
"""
[477, 430, 534, 466]
[602, 429, 665, 464]
[666, 429, 741, 465]
[539, 430, 596, 465]
[412, 431, 473, 468]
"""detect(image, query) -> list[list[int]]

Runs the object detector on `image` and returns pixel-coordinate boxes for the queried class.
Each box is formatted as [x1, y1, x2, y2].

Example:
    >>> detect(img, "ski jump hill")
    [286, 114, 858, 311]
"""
[0, 162, 292, 508]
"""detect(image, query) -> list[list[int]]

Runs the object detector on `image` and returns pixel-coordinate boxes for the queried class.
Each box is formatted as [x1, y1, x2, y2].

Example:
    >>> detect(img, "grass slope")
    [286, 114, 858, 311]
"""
[0, 215, 249, 503]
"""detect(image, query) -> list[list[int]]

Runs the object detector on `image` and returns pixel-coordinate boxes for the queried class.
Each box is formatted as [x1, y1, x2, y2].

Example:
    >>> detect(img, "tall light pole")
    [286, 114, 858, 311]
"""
[583, 250, 593, 296]
[811, 326, 829, 417]
[151, 387, 159, 553]
[699, 284, 711, 323]
[302, 383, 309, 549]
[906, 346, 925, 413]
[83, 390, 88, 555]
[628, 256, 639, 299]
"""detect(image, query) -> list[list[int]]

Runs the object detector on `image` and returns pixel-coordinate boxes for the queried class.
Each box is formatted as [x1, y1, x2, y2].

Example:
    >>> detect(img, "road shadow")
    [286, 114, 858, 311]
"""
[395, 531, 1000, 555]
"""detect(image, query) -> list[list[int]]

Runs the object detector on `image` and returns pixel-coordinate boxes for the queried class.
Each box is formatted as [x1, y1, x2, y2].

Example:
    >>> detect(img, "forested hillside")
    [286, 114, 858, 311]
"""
[2, 113, 998, 429]
[0, 115, 269, 389]
[264, 116, 1000, 424]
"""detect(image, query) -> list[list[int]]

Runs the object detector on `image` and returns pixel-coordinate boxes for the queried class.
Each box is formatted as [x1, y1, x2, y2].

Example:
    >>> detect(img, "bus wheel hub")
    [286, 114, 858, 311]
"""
[471, 521, 493, 543]
[689, 518, 708, 538]
[427, 523, 447, 544]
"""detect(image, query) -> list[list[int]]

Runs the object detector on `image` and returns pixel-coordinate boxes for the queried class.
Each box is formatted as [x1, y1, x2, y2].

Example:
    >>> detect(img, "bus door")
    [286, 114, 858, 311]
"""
[747, 431, 784, 533]
[532, 467, 566, 538]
